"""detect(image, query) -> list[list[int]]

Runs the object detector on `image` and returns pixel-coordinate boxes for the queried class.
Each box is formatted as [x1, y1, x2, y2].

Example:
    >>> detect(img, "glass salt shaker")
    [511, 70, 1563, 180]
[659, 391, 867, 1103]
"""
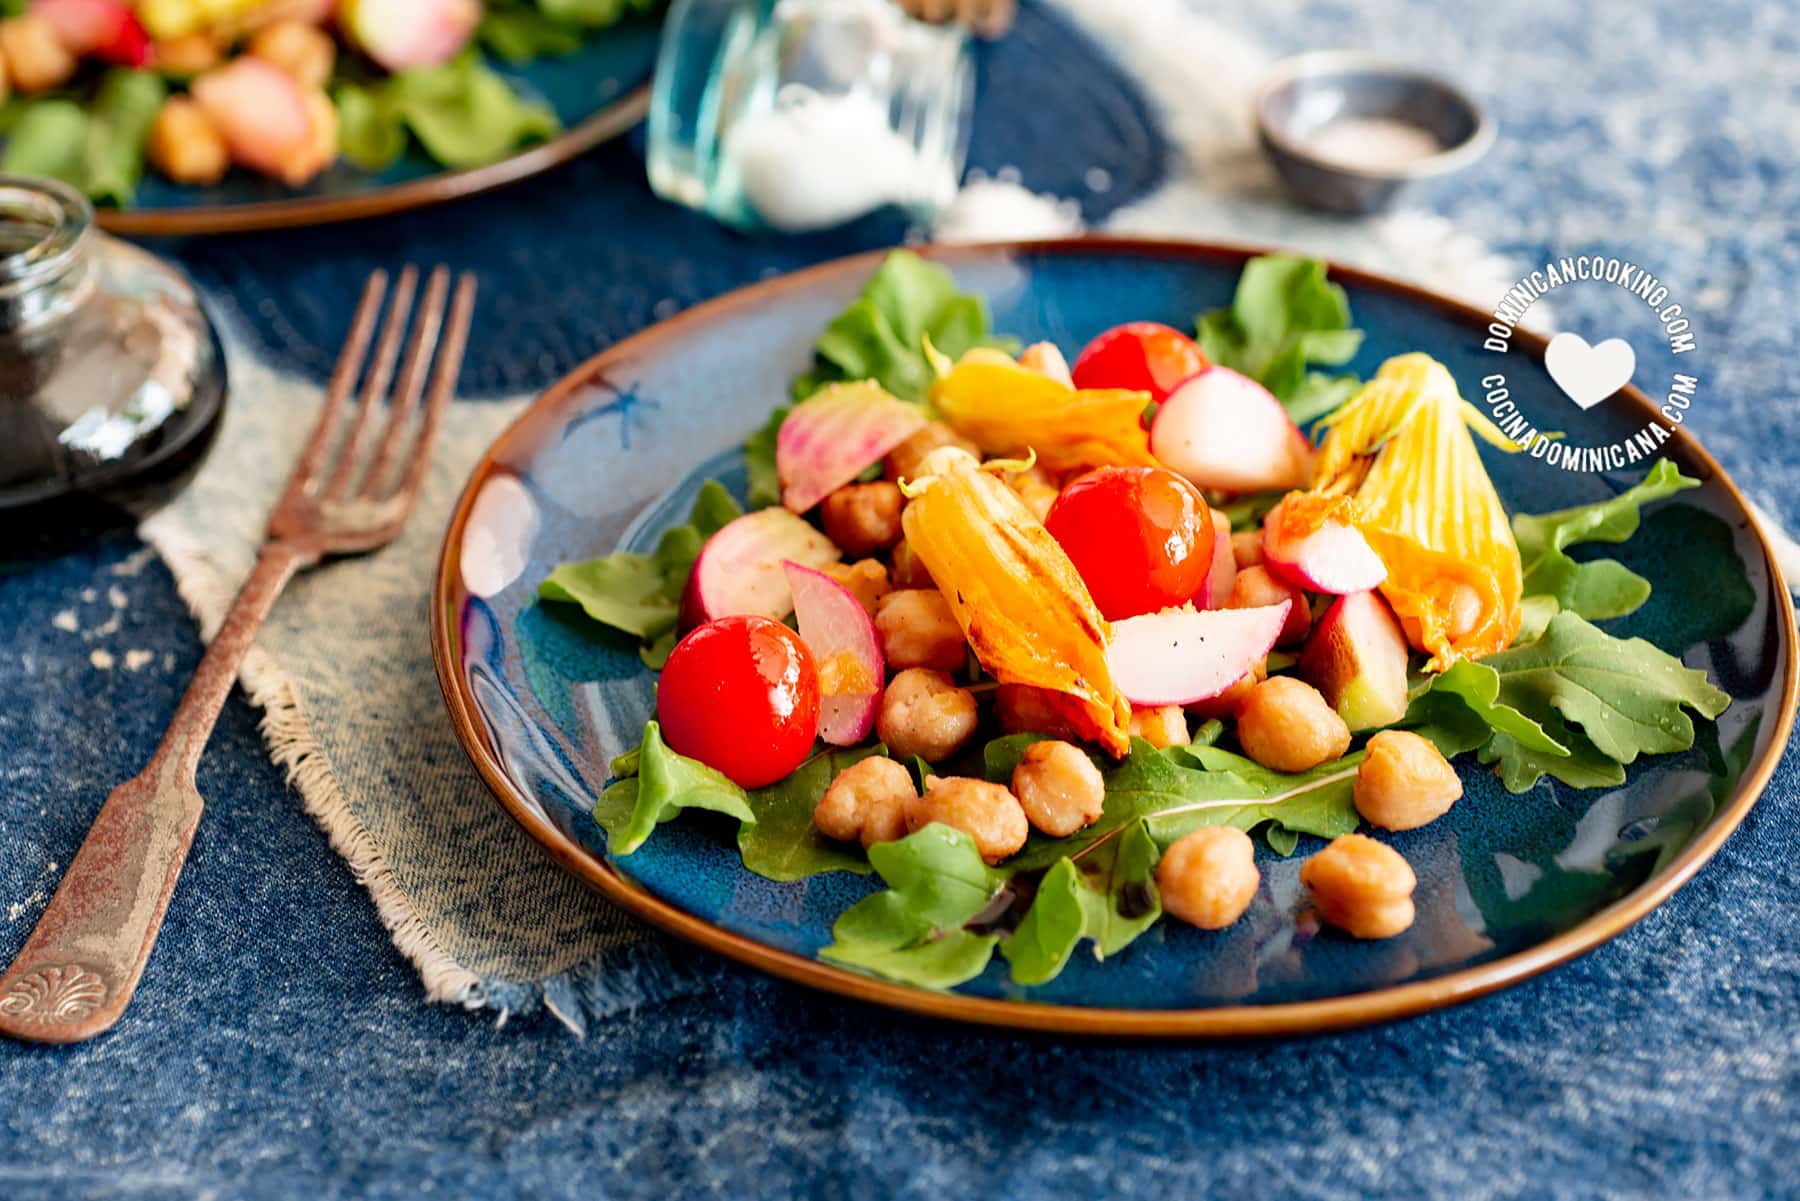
[0, 176, 226, 528]
[648, 0, 974, 234]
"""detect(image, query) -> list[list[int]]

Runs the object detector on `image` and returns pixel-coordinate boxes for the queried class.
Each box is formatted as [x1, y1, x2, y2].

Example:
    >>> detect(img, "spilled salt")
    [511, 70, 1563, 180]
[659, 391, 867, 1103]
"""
[1303, 116, 1444, 171]
[90, 649, 115, 670]
[932, 178, 1085, 243]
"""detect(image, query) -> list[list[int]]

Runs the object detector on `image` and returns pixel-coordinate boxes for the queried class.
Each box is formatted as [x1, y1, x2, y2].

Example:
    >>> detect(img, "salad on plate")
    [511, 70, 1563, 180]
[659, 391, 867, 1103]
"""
[0, 0, 654, 203]
[539, 250, 1732, 992]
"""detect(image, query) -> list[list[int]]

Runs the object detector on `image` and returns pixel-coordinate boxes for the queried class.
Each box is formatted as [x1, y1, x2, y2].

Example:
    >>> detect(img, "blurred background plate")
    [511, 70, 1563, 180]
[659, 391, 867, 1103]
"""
[433, 239, 1797, 1037]
[96, 16, 661, 237]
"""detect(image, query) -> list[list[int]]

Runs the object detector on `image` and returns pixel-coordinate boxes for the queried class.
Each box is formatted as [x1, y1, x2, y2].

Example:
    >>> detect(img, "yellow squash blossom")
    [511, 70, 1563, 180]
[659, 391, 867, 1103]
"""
[929, 351, 1157, 474]
[900, 447, 1133, 756]
[1310, 353, 1523, 670]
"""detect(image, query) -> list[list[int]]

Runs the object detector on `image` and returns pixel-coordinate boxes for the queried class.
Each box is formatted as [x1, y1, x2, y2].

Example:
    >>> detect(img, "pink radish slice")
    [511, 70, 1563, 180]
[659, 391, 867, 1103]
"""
[1106, 602, 1290, 707]
[777, 381, 929, 513]
[1262, 504, 1386, 595]
[1300, 590, 1410, 731]
[783, 562, 884, 745]
[682, 508, 841, 629]
[190, 59, 311, 176]
[1194, 508, 1235, 609]
[1149, 366, 1313, 493]
[339, 0, 479, 72]
[32, 0, 136, 56]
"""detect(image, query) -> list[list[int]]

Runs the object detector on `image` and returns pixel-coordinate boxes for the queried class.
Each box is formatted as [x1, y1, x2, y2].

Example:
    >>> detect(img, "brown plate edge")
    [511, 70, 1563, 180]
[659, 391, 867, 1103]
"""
[95, 86, 649, 238]
[429, 234, 1800, 1039]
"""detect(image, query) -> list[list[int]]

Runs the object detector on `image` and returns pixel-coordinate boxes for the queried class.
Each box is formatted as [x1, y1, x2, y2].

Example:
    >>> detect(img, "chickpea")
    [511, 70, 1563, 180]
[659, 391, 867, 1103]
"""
[1227, 565, 1311, 645]
[1230, 529, 1264, 568]
[1008, 465, 1061, 522]
[1129, 704, 1191, 748]
[153, 33, 224, 76]
[821, 482, 904, 555]
[875, 588, 966, 673]
[876, 668, 978, 762]
[248, 19, 335, 90]
[886, 421, 979, 483]
[274, 90, 338, 187]
[0, 15, 76, 93]
[1300, 833, 1416, 939]
[1157, 826, 1260, 929]
[889, 538, 935, 589]
[905, 775, 1028, 864]
[1185, 659, 1266, 722]
[823, 558, 891, 616]
[1235, 676, 1351, 772]
[1010, 740, 1104, 837]
[1354, 730, 1461, 831]
[147, 97, 229, 186]
[995, 683, 1085, 742]
[814, 757, 915, 849]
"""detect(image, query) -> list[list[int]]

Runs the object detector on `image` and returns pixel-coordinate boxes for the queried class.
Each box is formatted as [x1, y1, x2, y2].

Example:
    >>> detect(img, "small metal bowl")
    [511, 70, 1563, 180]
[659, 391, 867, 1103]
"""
[1255, 52, 1494, 214]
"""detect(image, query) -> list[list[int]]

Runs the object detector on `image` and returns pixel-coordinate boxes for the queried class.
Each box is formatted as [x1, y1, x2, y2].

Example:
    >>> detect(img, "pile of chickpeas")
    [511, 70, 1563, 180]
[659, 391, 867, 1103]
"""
[808, 416, 1465, 942]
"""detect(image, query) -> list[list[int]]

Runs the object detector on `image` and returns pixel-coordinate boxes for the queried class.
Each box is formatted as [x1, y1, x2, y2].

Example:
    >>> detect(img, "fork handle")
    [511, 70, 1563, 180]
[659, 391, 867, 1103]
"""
[0, 543, 310, 1044]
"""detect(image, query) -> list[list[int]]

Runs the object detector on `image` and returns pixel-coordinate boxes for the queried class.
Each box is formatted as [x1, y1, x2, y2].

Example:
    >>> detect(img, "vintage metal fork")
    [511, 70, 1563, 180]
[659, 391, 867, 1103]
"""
[0, 265, 475, 1044]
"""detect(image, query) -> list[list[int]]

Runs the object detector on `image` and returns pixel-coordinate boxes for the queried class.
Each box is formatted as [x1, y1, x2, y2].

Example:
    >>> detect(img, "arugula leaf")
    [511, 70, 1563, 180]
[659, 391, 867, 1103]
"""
[1479, 611, 1730, 766]
[1195, 255, 1364, 422]
[1004, 819, 1164, 984]
[2, 71, 167, 206]
[1410, 611, 1730, 792]
[539, 479, 740, 642]
[1516, 594, 1560, 644]
[1513, 460, 1701, 620]
[535, 0, 660, 25]
[742, 404, 789, 510]
[335, 53, 560, 173]
[479, 6, 586, 63]
[737, 745, 885, 881]
[793, 250, 997, 403]
[820, 825, 1003, 988]
[1008, 739, 1361, 871]
[595, 722, 755, 855]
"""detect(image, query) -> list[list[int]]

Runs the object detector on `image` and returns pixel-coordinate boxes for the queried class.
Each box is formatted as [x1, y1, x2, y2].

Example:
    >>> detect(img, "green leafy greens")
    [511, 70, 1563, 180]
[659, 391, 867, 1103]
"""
[1, 71, 167, 206]
[1512, 459, 1700, 621]
[335, 53, 560, 173]
[1195, 255, 1365, 424]
[790, 249, 999, 403]
[1408, 611, 1730, 792]
[537, 479, 739, 662]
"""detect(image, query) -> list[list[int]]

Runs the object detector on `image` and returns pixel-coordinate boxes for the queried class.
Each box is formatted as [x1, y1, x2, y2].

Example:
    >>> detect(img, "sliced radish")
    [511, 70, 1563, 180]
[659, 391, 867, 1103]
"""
[32, 0, 147, 63]
[339, 0, 478, 71]
[1106, 602, 1290, 707]
[1018, 341, 1073, 387]
[1194, 508, 1235, 609]
[1300, 590, 1410, 731]
[1149, 366, 1313, 493]
[783, 562, 884, 745]
[190, 59, 311, 177]
[777, 381, 928, 514]
[1262, 499, 1387, 594]
[681, 508, 841, 629]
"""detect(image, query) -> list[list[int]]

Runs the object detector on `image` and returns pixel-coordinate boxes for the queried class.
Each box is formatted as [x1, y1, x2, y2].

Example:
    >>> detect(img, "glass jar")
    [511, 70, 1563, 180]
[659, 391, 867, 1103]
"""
[648, 0, 974, 234]
[0, 176, 225, 526]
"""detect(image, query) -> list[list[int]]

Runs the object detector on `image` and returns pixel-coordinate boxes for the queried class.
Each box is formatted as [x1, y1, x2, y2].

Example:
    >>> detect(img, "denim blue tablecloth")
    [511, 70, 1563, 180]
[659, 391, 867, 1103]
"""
[4, 2, 1799, 1198]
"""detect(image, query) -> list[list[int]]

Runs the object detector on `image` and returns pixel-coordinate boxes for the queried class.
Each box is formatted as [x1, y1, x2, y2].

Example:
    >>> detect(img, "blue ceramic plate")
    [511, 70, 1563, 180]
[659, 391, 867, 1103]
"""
[432, 239, 1797, 1036]
[96, 20, 660, 236]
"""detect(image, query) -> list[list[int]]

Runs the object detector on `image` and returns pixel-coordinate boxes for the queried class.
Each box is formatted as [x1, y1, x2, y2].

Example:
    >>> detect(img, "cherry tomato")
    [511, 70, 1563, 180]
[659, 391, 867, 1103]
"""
[657, 615, 820, 788]
[1044, 467, 1215, 620]
[1070, 322, 1209, 403]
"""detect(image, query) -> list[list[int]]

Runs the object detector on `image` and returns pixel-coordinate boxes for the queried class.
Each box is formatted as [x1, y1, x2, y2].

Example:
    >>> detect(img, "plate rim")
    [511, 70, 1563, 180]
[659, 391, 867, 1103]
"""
[430, 235, 1800, 1038]
[94, 86, 649, 237]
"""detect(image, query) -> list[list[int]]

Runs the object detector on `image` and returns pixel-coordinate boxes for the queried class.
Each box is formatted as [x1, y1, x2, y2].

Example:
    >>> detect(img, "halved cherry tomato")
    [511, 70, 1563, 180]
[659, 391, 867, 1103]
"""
[1070, 322, 1209, 403]
[657, 615, 820, 788]
[1044, 466, 1215, 621]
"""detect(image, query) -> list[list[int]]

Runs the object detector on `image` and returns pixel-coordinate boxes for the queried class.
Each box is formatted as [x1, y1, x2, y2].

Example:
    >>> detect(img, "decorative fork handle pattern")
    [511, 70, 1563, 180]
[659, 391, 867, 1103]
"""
[0, 543, 310, 1044]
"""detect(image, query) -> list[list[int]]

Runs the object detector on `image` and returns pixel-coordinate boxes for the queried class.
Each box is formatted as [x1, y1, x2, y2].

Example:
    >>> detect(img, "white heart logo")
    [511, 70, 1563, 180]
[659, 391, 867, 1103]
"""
[1545, 332, 1635, 411]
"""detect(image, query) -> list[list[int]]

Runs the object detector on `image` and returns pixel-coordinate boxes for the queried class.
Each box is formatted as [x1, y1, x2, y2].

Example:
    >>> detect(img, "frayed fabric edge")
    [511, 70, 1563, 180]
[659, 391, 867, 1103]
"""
[138, 507, 716, 1033]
